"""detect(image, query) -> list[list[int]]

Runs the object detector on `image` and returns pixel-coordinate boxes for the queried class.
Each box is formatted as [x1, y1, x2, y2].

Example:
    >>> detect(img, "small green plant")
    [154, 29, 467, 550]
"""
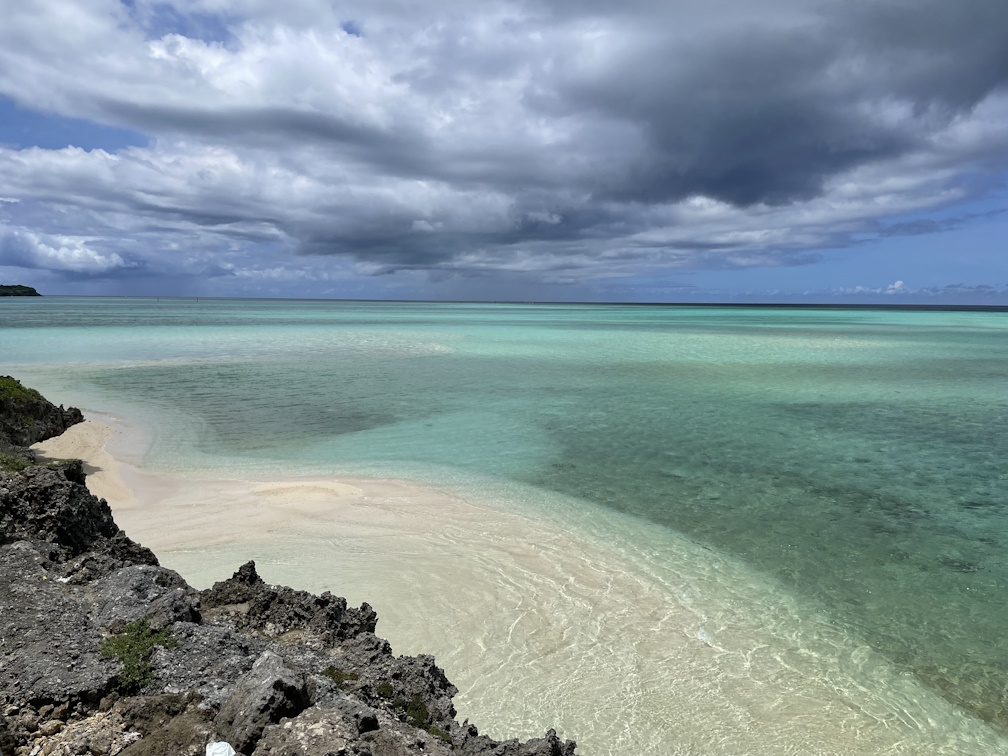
[100, 620, 177, 694]
[427, 726, 451, 743]
[322, 665, 359, 689]
[390, 691, 445, 740]
[377, 681, 394, 699]
[0, 453, 30, 473]
[406, 694, 430, 728]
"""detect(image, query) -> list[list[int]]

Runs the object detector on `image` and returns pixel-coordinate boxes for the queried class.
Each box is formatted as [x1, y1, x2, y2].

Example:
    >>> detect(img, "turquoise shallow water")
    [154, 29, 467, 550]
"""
[3, 298, 1007, 740]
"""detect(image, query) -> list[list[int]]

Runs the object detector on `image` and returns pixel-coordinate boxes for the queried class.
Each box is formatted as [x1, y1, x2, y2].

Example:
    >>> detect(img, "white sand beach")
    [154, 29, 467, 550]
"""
[33, 420, 1008, 756]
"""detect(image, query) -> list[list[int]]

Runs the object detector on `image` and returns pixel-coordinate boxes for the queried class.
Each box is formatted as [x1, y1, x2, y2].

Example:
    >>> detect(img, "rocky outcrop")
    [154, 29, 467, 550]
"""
[202, 561, 378, 644]
[1, 462, 117, 556]
[0, 376, 82, 449]
[0, 383, 579, 756]
[215, 652, 311, 753]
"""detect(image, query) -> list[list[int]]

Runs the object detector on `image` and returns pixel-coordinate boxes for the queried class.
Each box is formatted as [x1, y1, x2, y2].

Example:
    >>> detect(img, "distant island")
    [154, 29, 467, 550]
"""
[0, 284, 40, 296]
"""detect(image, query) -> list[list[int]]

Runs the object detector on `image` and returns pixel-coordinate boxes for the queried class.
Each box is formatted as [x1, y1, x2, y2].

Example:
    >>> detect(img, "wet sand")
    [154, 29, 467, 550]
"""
[33, 420, 1008, 756]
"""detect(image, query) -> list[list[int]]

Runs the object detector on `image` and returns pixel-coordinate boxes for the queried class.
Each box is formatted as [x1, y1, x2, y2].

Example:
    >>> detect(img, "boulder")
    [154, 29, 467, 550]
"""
[92, 564, 201, 632]
[251, 706, 356, 755]
[215, 651, 311, 754]
[149, 623, 264, 710]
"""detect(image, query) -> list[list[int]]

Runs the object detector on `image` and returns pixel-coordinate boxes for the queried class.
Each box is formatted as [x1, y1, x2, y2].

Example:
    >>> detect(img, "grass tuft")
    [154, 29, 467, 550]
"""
[0, 453, 30, 473]
[405, 694, 430, 728]
[100, 620, 177, 694]
[427, 725, 452, 743]
[322, 665, 359, 689]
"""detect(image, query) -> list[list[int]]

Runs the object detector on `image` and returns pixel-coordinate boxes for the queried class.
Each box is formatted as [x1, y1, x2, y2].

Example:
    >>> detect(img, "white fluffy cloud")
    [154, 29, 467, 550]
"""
[0, 228, 128, 273]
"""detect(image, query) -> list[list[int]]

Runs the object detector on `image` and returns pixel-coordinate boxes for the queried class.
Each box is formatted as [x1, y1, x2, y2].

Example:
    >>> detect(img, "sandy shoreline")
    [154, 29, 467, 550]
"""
[32, 420, 1008, 755]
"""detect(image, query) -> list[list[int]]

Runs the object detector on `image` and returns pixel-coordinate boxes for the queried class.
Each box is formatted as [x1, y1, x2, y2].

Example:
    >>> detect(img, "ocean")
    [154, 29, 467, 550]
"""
[3, 297, 1006, 754]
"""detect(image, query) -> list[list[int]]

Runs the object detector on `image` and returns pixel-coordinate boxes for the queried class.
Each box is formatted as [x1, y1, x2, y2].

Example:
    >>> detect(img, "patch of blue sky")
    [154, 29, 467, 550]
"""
[0, 96, 148, 152]
[680, 180, 1008, 298]
[341, 21, 363, 37]
[121, 0, 235, 45]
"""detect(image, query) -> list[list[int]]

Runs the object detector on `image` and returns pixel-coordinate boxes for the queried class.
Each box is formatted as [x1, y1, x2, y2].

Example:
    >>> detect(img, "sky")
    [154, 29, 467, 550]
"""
[0, 0, 1006, 302]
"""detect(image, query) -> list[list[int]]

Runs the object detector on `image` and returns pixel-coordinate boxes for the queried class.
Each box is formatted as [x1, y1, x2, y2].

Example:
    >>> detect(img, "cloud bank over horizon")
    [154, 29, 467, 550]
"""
[1, 0, 1007, 300]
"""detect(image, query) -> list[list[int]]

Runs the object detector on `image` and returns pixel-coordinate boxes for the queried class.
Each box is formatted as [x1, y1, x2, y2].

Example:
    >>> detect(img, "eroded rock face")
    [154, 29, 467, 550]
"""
[252, 706, 356, 756]
[0, 463, 118, 557]
[0, 540, 117, 710]
[0, 382, 579, 756]
[0, 375, 83, 448]
[92, 564, 202, 632]
[215, 651, 311, 754]
[202, 561, 378, 644]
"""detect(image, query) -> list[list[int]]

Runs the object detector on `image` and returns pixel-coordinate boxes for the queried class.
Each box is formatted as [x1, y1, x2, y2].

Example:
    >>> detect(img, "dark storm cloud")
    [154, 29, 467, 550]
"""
[547, 0, 1008, 207]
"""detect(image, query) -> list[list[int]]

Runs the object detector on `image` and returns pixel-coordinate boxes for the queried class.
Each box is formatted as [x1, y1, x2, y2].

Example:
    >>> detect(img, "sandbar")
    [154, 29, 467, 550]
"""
[33, 420, 1008, 756]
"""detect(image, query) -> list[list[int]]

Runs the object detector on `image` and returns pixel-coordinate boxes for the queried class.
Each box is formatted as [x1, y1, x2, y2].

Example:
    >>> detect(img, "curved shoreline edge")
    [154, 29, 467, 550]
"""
[18, 412, 1008, 754]
[2, 389, 578, 756]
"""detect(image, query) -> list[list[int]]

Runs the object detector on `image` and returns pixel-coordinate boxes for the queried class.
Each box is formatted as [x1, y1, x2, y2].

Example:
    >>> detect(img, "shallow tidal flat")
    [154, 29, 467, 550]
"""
[8, 297, 1008, 754]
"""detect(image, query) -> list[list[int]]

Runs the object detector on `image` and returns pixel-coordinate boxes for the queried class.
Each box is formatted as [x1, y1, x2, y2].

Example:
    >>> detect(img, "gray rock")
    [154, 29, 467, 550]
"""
[113, 693, 215, 756]
[92, 565, 201, 632]
[202, 561, 378, 646]
[360, 712, 454, 756]
[150, 623, 264, 709]
[0, 376, 83, 448]
[0, 541, 116, 710]
[0, 465, 117, 558]
[453, 727, 577, 756]
[251, 706, 356, 755]
[215, 651, 311, 754]
[58, 534, 159, 584]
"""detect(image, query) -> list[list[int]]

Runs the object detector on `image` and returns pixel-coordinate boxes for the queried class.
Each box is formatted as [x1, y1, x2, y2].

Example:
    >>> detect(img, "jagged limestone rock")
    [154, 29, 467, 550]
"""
[215, 651, 311, 754]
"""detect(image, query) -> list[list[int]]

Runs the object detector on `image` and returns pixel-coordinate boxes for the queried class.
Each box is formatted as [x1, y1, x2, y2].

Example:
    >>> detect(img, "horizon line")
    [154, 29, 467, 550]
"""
[14, 294, 1008, 312]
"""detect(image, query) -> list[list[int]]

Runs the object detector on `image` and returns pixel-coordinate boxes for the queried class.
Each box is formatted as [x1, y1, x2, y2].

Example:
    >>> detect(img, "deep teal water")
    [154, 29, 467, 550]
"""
[3, 297, 1006, 729]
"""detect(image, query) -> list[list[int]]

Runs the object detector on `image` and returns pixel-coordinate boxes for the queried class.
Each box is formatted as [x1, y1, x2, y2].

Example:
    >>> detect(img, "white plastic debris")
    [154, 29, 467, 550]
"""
[206, 743, 237, 756]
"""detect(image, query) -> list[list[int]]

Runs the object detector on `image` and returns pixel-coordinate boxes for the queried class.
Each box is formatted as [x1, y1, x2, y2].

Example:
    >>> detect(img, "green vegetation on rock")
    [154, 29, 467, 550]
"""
[391, 693, 450, 742]
[101, 620, 177, 694]
[377, 680, 394, 699]
[405, 694, 431, 728]
[0, 453, 30, 473]
[0, 285, 40, 296]
[322, 665, 359, 689]
[0, 377, 45, 404]
[428, 726, 452, 744]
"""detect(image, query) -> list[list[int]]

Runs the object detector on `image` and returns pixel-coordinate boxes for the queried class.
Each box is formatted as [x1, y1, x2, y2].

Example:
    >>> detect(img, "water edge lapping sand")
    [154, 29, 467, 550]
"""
[33, 420, 1008, 756]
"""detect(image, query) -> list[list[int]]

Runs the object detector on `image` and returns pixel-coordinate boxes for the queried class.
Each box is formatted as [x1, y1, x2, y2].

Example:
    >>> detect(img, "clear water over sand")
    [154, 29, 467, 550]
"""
[4, 298, 1007, 754]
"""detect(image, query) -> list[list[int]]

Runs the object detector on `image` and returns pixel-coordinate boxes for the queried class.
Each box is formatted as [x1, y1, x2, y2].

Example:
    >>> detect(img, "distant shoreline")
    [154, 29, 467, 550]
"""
[0, 284, 40, 296]
[14, 293, 1008, 311]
